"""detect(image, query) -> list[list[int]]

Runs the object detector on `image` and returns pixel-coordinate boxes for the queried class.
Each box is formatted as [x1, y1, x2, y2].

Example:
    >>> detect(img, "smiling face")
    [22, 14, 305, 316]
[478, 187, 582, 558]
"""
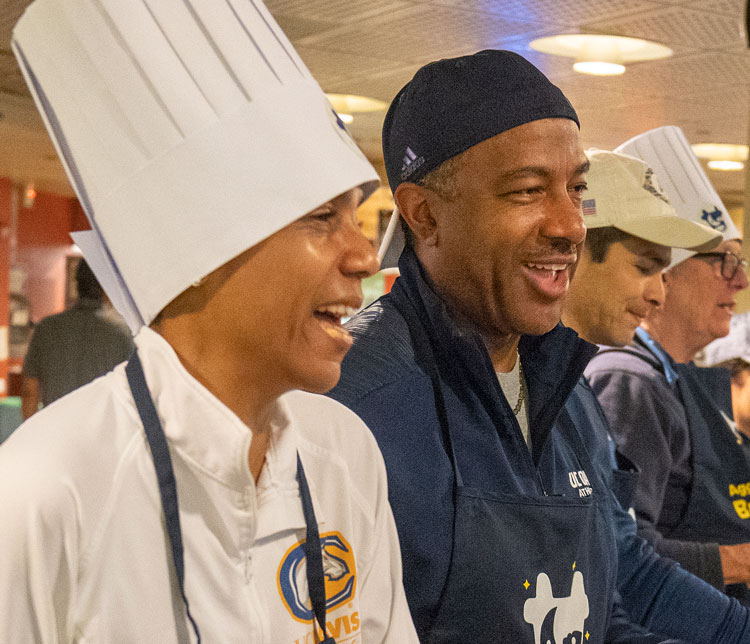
[661, 239, 748, 351]
[563, 233, 671, 347]
[194, 187, 379, 395]
[415, 118, 588, 349]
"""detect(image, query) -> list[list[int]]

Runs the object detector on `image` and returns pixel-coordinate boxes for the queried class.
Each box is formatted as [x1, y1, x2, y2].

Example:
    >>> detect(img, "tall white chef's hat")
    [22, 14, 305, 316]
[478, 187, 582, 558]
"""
[616, 126, 741, 269]
[12, 0, 379, 332]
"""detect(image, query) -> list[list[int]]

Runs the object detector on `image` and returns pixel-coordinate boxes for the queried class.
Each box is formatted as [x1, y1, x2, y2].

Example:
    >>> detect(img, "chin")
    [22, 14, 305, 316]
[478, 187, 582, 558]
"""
[294, 363, 342, 395]
[520, 307, 564, 336]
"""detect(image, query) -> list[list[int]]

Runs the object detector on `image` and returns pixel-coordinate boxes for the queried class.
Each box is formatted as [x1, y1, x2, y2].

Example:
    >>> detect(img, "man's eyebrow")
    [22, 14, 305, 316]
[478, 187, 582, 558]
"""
[498, 160, 591, 182]
[498, 166, 552, 181]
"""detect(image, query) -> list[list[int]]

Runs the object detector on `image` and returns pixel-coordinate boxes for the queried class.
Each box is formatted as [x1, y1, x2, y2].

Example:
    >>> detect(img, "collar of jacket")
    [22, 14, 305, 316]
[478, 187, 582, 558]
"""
[393, 245, 597, 460]
[633, 326, 679, 385]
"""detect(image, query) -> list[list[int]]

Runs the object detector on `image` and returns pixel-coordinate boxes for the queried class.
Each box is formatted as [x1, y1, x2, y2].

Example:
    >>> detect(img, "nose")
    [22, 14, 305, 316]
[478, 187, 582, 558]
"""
[340, 219, 380, 278]
[644, 272, 666, 308]
[540, 189, 586, 248]
[730, 264, 749, 291]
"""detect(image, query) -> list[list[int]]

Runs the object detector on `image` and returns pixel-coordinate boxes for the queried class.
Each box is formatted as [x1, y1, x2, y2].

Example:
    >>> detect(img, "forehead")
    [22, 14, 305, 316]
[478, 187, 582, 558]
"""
[458, 118, 585, 176]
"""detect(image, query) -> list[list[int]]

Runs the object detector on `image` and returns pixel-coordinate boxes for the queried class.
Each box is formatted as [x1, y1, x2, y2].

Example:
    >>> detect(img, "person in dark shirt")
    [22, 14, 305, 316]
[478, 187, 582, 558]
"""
[21, 259, 133, 418]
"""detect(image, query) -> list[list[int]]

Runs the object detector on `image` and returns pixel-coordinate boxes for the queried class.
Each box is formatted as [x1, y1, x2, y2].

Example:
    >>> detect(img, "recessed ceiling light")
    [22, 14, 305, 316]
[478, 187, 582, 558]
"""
[707, 160, 744, 171]
[530, 34, 672, 76]
[572, 61, 625, 76]
[692, 143, 748, 171]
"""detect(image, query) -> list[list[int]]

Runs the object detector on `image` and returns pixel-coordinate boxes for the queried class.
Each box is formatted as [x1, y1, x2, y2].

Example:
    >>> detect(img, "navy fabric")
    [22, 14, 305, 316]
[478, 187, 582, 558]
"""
[331, 248, 665, 643]
[381, 49, 578, 191]
[330, 247, 750, 643]
[568, 379, 750, 643]
[383, 253, 615, 643]
[586, 337, 725, 589]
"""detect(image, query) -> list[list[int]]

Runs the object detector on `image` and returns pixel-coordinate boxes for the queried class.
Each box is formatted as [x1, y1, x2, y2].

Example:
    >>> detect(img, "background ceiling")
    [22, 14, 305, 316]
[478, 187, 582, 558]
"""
[1, 0, 750, 207]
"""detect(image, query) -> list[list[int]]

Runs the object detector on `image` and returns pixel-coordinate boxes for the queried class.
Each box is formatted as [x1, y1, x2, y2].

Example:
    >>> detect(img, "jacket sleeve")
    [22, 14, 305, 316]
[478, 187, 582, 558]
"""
[588, 367, 725, 589]
[614, 502, 750, 644]
[606, 590, 687, 644]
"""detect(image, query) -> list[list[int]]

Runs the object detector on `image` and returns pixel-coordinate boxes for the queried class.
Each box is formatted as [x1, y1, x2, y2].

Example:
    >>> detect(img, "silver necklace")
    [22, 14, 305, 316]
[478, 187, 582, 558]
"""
[513, 357, 526, 416]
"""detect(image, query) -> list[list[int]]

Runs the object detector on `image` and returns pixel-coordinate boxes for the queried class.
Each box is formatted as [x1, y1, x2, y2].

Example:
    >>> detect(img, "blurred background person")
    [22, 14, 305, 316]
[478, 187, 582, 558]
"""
[702, 312, 750, 440]
[21, 258, 133, 418]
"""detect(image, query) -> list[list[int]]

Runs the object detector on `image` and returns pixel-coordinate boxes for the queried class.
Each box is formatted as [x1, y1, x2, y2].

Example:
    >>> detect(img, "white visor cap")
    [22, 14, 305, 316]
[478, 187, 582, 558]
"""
[13, 0, 379, 331]
[583, 149, 720, 251]
[616, 126, 740, 269]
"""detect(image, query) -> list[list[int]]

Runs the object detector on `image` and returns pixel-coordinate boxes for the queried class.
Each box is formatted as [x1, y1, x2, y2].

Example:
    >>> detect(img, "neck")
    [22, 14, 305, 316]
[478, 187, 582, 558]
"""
[153, 321, 281, 432]
[155, 322, 279, 483]
[487, 334, 521, 372]
[641, 313, 699, 363]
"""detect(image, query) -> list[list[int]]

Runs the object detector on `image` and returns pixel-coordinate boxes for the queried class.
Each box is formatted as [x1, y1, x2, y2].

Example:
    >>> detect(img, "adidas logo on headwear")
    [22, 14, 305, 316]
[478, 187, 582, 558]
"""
[400, 146, 425, 180]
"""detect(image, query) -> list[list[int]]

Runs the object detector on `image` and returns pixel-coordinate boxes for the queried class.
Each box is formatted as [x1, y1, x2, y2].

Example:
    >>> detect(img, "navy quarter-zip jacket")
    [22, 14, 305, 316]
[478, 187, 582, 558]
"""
[329, 247, 750, 644]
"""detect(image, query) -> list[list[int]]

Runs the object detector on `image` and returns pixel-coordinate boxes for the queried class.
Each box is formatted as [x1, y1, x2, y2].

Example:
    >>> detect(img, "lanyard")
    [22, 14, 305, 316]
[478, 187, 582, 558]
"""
[634, 327, 679, 385]
[125, 351, 335, 643]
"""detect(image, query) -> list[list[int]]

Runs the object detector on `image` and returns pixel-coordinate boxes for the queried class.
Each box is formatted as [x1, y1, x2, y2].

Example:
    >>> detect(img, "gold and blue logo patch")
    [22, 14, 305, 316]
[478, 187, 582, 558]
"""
[277, 531, 357, 623]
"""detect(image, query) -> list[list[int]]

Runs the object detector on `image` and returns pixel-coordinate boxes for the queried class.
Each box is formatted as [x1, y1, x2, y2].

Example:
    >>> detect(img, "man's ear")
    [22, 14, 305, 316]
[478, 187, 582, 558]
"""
[394, 182, 439, 247]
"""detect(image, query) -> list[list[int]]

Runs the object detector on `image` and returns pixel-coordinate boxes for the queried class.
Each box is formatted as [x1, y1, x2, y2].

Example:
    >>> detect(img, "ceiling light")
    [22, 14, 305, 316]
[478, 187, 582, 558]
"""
[325, 93, 388, 113]
[707, 160, 744, 171]
[530, 34, 672, 76]
[572, 61, 625, 76]
[692, 143, 748, 172]
[339, 113, 354, 124]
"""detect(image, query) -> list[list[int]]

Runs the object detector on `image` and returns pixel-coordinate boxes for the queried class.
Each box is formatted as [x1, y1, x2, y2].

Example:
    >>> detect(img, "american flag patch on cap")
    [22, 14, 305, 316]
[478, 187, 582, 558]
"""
[582, 199, 596, 216]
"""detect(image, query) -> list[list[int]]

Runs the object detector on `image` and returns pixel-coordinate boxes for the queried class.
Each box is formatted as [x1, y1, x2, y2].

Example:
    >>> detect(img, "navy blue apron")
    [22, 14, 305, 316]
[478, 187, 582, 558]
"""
[603, 333, 750, 602]
[669, 362, 750, 602]
[390, 293, 615, 643]
[125, 352, 336, 643]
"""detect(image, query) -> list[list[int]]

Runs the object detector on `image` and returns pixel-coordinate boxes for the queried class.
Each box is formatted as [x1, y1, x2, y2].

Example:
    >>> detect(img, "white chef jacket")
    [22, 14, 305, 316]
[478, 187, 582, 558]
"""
[0, 327, 418, 644]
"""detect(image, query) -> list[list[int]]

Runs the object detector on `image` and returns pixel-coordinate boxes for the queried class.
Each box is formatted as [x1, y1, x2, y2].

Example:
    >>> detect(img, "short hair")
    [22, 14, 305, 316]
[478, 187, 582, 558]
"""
[712, 357, 750, 381]
[584, 227, 632, 263]
[75, 259, 104, 302]
[400, 153, 464, 248]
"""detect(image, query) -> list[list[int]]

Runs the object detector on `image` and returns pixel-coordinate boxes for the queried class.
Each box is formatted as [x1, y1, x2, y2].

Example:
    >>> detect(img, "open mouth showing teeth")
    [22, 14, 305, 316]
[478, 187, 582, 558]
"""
[525, 263, 568, 276]
[314, 304, 358, 340]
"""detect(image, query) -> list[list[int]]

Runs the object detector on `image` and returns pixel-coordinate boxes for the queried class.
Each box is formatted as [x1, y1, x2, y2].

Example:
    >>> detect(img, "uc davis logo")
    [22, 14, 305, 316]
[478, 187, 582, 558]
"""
[524, 571, 589, 644]
[701, 207, 727, 232]
[277, 531, 357, 623]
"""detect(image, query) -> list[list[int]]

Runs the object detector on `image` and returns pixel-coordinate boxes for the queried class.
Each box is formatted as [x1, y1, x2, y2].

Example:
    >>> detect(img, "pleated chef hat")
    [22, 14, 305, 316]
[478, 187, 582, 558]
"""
[12, 0, 379, 331]
[616, 126, 740, 269]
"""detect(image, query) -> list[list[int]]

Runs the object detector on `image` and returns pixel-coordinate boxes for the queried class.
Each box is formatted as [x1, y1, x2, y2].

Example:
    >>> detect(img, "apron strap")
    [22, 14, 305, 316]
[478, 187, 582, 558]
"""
[126, 351, 336, 643]
[125, 352, 202, 643]
[297, 454, 335, 643]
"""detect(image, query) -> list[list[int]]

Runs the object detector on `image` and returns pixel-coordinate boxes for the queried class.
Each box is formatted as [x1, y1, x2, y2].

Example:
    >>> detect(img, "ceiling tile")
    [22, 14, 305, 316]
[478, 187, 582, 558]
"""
[586, 4, 745, 49]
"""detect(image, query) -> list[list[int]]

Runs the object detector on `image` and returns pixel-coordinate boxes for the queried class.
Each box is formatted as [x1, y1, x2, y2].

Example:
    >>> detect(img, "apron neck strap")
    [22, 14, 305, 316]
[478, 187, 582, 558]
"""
[297, 454, 336, 643]
[125, 351, 202, 643]
[126, 351, 336, 643]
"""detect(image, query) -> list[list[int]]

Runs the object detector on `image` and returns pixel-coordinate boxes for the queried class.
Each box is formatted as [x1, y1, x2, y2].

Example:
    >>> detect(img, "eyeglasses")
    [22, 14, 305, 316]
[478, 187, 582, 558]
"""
[692, 251, 748, 281]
